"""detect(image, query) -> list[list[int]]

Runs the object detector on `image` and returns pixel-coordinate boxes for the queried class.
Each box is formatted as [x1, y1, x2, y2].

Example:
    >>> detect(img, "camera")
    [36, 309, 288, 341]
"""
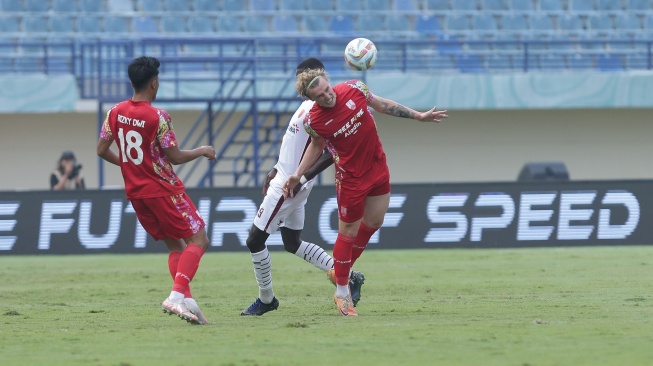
[69, 164, 83, 179]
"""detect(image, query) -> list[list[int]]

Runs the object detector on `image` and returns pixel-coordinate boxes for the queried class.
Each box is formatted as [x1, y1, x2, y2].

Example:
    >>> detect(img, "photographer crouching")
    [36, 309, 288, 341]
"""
[51, 151, 86, 190]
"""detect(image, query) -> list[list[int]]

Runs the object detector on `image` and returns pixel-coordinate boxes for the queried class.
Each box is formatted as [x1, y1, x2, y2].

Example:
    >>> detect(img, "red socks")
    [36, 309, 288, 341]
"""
[171, 244, 205, 295]
[333, 233, 356, 286]
[352, 222, 377, 265]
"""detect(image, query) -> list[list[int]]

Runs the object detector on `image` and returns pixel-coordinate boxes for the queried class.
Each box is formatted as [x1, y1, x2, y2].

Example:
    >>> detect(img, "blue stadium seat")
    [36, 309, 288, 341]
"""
[615, 12, 642, 30]
[25, 0, 50, 12]
[566, 53, 592, 70]
[329, 15, 355, 35]
[570, 0, 596, 11]
[104, 15, 131, 34]
[218, 16, 242, 33]
[79, 0, 104, 12]
[540, 0, 565, 11]
[280, 0, 307, 11]
[627, 0, 650, 10]
[53, 0, 78, 12]
[646, 12, 653, 29]
[161, 15, 187, 33]
[194, 0, 220, 11]
[424, 0, 451, 10]
[0, 0, 22, 12]
[308, 0, 335, 10]
[22, 15, 49, 33]
[338, 0, 364, 10]
[166, 0, 191, 11]
[244, 15, 269, 33]
[366, 0, 391, 10]
[511, 0, 536, 11]
[481, 0, 507, 10]
[529, 13, 554, 32]
[393, 0, 417, 11]
[272, 15, 299, 33]
[77, 15, 103, 34]
[223, 0, 246, 11]
[49, 15, 76, 34]
[588, 13, 614, 33]
[302, 15, 330, 33]
[473, 13, 498, 32]
[0, 15, 20, 32]
[251, 0, 277, 12]
[187, 16, 215, 32]
[107, 0, 134, 13]
[416, 15, 443, 36]
[501, 13, 528, 31]
[386, 14, 411, 32]
[558, 14, 584, 34]
[597, 0, 622, 10]
[358, 14, 386, 32]
[446, 14, 470, 31]
[132, 16, 159, 34]
[0, 58, 13, 73]
[451, 0, 478, 10]
[137, 0, 163, 12]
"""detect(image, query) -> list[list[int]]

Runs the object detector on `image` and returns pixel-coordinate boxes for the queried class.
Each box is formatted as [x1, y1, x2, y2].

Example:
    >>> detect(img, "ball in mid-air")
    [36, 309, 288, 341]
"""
[344, 38, 377, 71]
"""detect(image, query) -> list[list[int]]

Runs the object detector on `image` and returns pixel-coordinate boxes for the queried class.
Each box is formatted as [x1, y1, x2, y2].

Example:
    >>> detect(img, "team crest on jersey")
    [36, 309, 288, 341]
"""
[288, 122, 300, 134]
[346, 99, 356, 110]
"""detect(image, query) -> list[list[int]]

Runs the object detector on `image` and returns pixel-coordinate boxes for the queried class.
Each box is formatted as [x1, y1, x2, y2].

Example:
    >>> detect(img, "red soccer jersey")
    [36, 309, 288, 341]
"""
[100, 100, 185, 199]
[304, 80, 385, 178]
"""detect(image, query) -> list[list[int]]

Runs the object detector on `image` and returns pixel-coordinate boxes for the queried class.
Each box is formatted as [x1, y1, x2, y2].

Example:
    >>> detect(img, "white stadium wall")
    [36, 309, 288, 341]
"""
[0, 108, 651, 191]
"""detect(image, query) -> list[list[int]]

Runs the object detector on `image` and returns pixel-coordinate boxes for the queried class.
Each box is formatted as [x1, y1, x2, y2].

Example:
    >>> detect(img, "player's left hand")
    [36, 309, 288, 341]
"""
[418, 107, 448, 123]
[262, 168, 277, 196]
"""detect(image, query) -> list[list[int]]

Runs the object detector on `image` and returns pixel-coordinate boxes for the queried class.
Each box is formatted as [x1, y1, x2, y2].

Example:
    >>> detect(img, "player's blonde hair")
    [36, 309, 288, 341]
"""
[296, 68, 329, 99]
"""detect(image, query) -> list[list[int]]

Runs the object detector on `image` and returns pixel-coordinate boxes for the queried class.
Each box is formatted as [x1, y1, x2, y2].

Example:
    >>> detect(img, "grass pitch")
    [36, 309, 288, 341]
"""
[1, 246, 652, 366]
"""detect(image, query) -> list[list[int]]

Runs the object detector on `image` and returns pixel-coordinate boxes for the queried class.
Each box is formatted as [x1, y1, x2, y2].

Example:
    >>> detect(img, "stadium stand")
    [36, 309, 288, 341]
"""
[0, 0, 651, 74]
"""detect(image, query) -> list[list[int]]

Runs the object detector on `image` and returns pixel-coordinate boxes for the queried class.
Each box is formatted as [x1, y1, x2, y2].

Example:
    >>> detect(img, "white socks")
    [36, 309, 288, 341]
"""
[251, 248, 275, 304]
[295, 241, 334, 271]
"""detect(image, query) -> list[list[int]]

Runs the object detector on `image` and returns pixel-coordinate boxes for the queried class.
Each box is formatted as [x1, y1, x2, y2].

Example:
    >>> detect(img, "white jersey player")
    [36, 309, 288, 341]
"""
[241, 58, 365, 316]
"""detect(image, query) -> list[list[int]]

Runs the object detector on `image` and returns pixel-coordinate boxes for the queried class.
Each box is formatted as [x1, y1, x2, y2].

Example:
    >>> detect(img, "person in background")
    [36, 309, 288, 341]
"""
[51, 150, 85, 190]
[97, 56, 217, 325]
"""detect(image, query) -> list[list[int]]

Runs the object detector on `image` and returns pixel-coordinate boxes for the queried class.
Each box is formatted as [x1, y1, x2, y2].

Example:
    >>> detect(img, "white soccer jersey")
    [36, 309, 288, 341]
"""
[274, 100, 315, 181]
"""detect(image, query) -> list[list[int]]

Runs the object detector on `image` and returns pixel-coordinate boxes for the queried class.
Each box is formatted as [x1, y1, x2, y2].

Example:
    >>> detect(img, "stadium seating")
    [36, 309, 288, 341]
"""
[0, 0, 650, 75]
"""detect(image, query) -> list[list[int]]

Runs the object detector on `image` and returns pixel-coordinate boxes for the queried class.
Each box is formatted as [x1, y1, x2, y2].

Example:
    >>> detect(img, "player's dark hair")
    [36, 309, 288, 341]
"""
[296, 58, 325, 75]
[128, 56, 160, 92]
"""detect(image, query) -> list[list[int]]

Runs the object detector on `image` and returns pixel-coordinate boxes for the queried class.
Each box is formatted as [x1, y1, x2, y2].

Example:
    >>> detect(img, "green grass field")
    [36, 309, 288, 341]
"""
[1, 246, 652, 366]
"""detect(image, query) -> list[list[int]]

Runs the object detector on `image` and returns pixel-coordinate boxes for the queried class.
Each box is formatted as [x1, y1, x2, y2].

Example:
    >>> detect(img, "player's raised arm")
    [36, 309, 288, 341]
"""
[283, 136, 325, 198]
[163, 145, 217, 165]
[368, 95, 448, 123]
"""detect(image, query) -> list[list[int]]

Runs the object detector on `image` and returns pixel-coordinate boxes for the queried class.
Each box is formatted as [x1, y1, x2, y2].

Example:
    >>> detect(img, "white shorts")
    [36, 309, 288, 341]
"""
[253, 175, 314, 234]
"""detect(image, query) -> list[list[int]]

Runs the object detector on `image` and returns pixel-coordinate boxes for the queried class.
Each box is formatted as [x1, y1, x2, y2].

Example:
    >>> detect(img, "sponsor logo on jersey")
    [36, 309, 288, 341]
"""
[346, 100, 356, 110]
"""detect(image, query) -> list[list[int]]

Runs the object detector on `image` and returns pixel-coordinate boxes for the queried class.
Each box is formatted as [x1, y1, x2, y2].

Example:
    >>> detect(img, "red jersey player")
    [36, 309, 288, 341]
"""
[284, 69, 448, 316]
[96, 56, 217, 325]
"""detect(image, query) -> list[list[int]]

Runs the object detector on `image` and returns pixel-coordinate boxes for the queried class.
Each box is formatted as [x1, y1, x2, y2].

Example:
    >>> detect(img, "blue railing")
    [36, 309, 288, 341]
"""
[2, 37, 653, 82]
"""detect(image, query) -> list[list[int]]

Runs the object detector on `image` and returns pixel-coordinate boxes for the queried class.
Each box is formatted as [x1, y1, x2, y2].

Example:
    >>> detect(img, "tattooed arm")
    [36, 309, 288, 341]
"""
[368, 94, 449, 123]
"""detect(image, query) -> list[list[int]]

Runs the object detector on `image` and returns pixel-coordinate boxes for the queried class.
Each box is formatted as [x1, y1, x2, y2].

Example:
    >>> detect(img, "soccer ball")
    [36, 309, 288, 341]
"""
[344, 38, 377, 71]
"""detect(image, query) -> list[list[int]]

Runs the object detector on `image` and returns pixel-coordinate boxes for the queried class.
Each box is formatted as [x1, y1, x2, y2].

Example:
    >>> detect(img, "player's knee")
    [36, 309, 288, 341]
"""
[246, 225, 269, 253]
[280, 228, 302, 253]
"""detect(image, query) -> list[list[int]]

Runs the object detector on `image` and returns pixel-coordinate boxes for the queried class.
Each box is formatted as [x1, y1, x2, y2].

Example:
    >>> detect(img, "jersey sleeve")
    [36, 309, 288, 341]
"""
[346, 80, 374, 102]
[303, 112, 320, 138]
[156, 109, 179, 148]
[99, 108, 114, 140]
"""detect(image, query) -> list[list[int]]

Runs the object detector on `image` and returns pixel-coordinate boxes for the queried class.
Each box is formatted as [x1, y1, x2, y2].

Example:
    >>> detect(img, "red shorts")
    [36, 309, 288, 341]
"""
[335, 160, 391, 223]
[130, 192, 205, 241]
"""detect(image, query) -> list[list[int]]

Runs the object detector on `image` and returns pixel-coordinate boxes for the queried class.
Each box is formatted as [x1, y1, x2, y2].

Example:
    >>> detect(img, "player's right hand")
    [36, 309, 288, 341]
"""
[202, 146, 217, 160]
[283, 175, 301, 199]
